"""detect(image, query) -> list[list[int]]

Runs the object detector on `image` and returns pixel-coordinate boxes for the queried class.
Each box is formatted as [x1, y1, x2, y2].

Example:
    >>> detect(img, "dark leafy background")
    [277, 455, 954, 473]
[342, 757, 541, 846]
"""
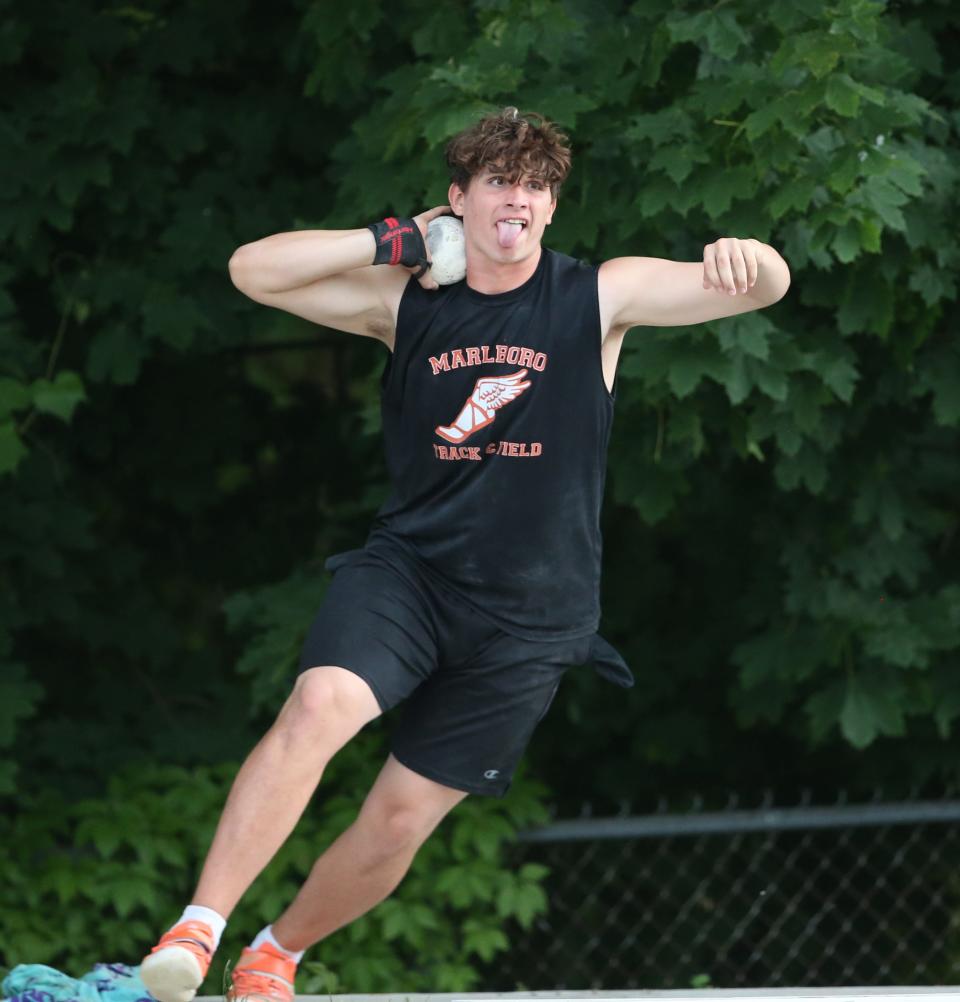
[2, 0, 958, 990]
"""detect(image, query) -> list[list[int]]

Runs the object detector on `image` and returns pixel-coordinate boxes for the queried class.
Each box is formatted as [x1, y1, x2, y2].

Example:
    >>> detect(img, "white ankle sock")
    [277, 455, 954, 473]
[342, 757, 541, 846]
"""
[174, 905, 227, 950]
[250, 925, 305, 964]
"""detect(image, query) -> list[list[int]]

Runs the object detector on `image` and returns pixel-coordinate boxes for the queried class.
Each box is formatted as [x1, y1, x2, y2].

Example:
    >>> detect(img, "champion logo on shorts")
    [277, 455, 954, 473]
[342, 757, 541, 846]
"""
[484, 769, 500, 780]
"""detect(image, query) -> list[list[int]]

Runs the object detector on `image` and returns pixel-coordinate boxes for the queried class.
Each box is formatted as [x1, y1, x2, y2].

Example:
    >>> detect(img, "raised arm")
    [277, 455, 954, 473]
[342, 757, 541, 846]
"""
[599, 237, 791, 330]
[228, 206, 452, 346]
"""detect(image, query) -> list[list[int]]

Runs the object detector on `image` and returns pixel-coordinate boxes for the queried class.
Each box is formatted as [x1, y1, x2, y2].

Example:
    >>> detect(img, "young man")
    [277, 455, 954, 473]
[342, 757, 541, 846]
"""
[139, 107, 790, 1002]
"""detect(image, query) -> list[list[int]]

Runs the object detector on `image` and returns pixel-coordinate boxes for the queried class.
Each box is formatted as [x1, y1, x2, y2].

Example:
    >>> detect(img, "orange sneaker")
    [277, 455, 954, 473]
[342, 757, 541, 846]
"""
[140, 920, 216, 1002]
[225, 943, 297, 1002]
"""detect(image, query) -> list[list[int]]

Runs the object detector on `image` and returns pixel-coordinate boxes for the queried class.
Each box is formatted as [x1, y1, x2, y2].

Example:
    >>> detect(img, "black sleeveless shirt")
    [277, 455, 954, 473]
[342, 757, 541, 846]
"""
[364, 245, 621, 639]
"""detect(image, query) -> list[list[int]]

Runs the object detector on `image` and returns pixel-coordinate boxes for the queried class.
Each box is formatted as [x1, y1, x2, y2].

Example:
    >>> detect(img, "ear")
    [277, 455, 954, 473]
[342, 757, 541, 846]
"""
[448, 181, 466, 218]
[546, 195, 558, 226]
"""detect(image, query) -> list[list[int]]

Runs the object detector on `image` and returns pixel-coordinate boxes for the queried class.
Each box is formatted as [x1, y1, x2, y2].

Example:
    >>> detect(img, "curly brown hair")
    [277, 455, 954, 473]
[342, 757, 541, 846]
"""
[444, 106, 572, 199]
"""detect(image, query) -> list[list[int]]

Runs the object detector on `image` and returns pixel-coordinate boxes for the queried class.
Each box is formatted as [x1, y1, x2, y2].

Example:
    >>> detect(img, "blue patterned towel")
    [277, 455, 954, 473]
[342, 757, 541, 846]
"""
[2, 963, 153, 1002]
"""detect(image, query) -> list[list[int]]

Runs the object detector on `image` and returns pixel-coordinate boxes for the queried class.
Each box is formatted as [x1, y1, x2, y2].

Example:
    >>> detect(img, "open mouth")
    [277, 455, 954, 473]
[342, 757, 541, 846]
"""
[496, 219, 527, 248]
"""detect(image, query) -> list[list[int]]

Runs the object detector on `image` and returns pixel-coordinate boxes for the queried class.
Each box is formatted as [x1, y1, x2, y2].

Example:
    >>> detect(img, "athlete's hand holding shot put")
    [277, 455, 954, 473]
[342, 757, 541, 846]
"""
[140, 107, 791, 1002]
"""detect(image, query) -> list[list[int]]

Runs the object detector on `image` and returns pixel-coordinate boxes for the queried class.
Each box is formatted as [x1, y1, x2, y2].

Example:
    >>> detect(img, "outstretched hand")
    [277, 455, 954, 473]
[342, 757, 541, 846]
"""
[405, 205, 455, 291]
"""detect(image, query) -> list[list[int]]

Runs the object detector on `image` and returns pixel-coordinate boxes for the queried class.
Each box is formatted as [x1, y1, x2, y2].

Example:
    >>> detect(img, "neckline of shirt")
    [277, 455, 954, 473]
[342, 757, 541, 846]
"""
[460, 246, 549, 306]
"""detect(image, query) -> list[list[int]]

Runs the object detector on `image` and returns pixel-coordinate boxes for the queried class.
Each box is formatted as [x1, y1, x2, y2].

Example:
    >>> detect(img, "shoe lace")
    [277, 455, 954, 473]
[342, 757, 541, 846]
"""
[167, 938, 210, 965]
[153, 922, 213, 969]
[230, 968, 294, 1002]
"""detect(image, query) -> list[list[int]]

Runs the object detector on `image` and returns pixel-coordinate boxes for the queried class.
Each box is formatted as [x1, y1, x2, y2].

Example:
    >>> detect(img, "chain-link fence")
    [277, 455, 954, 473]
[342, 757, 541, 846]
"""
[481, 795, 960, 991]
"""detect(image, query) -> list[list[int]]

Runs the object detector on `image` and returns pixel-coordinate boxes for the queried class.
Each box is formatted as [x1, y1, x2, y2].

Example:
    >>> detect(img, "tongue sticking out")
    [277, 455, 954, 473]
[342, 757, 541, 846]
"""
[496, 221, 524, 248]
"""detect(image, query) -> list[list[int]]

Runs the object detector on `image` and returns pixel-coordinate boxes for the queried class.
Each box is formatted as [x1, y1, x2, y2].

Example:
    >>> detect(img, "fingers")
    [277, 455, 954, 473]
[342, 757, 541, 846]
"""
[410, 206, 450, 292]
[413, 204, 454, 233]
[727, 241, 748, 293]
[408, 205, 454, 291]
[402, 257, 437, 290]
[745, 241, 759, 288]
[713, 241, 742, 294]
[703, 250, 720, 292]
[423, 204, 454, 222]
[415, 261, 438, 291]
[703, 239, 754, 295]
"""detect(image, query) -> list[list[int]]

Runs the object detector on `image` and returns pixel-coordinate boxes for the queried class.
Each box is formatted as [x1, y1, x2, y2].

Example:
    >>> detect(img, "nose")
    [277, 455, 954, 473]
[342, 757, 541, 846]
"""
[505, 182, 528, 205]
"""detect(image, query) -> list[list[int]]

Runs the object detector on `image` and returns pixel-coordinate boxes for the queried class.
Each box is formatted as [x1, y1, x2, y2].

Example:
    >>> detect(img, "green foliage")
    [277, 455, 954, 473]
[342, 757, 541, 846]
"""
[222, 569, 333, 716]
[302, 0, 960, 766]
[0, 660, 43, 794]
[2, 0, 959, 986]
[0, 747, 552, 993]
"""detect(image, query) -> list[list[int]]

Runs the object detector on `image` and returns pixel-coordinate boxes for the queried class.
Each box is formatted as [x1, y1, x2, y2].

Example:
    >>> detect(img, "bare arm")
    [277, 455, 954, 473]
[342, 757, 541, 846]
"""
[228, 228, 379, 294]
[227, 207, 451, 343]
[599, 239, 790, 330]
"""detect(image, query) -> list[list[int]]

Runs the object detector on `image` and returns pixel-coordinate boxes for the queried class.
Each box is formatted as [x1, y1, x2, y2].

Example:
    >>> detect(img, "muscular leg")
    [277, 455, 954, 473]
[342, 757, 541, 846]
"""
[271, 753, 469, 952]
[191, 666, 383, 918]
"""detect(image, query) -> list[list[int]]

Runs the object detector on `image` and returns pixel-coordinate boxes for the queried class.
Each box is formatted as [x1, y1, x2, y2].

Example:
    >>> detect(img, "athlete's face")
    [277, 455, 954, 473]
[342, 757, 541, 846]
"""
[449, 166, 557, 264]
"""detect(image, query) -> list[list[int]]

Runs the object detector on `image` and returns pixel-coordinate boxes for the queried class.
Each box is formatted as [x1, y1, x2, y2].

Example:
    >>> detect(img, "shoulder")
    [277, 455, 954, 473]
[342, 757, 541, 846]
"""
[596, 255, 639, 289]
[542, 247, 599, 284]
[392, 268, 459, 324]
[596, 256, 651, 328]
[543, 246, 594, 269]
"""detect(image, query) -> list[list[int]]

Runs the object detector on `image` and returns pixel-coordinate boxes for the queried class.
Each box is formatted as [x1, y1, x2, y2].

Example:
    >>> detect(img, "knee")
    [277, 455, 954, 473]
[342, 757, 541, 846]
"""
[276, 666, 378, 743]
[292, 667, 339, 719]
[357, 799, 431, 858]
[383, 808, 426, 853]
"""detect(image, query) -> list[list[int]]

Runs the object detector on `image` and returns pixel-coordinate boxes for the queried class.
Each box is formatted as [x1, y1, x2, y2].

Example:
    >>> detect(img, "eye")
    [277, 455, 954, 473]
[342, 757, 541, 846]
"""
[489, 175, 504, 185]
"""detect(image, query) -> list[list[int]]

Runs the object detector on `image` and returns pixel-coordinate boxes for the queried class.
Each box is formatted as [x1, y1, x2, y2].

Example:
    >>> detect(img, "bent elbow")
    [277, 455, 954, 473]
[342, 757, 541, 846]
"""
[776, 257, 791, 299]
[765, 264, 791, 305]
[228, 246, 254, 290]
[777, 271, 791, 302]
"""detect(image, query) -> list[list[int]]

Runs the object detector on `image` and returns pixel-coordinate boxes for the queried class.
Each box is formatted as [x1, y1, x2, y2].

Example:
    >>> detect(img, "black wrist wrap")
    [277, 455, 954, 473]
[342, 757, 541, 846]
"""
[367, 217, 430, 277]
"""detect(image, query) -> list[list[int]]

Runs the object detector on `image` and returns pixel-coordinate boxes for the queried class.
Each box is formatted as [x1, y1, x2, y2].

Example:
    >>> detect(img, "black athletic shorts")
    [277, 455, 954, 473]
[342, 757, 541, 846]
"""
[297, 539, 633, 798]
